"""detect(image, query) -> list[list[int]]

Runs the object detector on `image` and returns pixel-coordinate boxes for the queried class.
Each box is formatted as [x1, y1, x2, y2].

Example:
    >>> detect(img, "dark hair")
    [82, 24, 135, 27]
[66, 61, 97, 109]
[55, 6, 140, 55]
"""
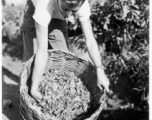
[65, 0, 85, 6]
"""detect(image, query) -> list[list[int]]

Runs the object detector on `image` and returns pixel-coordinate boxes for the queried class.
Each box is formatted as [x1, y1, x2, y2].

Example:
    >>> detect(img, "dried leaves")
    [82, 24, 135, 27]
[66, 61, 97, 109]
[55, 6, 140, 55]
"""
[37, 69, 90, 120]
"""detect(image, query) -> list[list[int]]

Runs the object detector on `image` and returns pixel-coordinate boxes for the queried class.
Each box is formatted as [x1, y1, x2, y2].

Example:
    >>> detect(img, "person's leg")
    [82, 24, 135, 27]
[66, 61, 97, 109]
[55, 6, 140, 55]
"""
[22, 31, 35, 62]
[48, 29, 69, 51]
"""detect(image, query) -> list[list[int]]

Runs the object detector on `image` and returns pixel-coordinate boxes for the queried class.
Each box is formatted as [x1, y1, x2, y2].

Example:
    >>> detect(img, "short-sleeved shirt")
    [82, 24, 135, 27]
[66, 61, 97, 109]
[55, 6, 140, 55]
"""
[32, 0, 91, 27]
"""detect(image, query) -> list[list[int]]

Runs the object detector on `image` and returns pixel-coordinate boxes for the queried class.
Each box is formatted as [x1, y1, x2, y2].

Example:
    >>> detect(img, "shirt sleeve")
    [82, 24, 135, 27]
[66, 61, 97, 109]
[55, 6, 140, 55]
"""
[32, 0, 51, 27]
[76, 0, 91, 22]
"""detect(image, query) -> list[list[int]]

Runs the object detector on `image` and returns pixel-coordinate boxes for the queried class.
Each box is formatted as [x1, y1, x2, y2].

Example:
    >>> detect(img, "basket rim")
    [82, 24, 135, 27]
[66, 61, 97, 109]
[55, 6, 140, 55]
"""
[48, 49, 92, 63]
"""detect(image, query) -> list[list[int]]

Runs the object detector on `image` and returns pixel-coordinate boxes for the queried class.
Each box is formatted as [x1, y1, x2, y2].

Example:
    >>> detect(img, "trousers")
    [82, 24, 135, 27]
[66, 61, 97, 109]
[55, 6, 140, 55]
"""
[21, 0, 69, 62]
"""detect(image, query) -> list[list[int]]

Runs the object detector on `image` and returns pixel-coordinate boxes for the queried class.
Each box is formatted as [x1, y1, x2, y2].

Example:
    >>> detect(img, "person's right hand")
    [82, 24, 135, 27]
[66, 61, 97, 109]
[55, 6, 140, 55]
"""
[30, 84, 42, 102]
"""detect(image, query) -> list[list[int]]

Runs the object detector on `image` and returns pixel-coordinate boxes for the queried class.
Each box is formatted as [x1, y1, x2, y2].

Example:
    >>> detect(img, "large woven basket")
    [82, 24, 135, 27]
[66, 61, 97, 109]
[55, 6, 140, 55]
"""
[20, 49, 107, 120]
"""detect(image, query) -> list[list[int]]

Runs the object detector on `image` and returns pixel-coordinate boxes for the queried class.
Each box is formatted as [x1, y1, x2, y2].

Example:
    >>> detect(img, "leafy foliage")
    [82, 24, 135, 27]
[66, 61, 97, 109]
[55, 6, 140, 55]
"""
[2, 5, 24, 60]
[90, 0, 149, 110]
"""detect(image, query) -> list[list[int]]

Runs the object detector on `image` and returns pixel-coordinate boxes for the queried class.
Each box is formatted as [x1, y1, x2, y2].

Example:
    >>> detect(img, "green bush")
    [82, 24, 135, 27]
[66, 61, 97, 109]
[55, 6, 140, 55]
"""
[91, 0, 149, 110]
[2, 5, 24, 60]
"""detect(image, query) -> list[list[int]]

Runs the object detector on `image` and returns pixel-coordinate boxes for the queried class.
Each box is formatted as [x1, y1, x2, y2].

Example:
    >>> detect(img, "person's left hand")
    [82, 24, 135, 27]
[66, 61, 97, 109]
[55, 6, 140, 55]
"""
[96, 68, 110, 92]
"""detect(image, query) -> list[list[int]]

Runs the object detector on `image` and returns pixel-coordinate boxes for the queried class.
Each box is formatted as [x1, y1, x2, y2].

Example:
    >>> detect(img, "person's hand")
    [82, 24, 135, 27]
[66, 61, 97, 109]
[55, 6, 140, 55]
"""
[96, 68, 110, 92]
[30, 83, 43, 102]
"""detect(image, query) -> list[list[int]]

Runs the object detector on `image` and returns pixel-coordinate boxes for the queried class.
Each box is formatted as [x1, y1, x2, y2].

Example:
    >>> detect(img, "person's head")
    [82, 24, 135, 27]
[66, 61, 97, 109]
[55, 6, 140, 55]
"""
[64, 0, 85, 10]
[59, 0, 85, 17]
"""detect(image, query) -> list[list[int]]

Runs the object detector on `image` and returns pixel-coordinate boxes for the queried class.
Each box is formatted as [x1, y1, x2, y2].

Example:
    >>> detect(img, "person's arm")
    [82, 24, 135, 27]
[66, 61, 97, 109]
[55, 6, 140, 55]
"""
[80, 18, 110, 92]
[30, 22, 48, 102]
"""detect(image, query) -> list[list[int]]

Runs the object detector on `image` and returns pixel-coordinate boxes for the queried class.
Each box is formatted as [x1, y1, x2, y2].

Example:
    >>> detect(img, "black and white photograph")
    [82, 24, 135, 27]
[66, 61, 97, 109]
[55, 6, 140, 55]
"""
[2, 0, 149, 120]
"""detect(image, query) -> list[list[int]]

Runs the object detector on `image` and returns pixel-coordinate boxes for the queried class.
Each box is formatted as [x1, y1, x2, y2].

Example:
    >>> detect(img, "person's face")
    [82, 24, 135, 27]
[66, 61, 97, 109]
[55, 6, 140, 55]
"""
[59, 0, 82, 17]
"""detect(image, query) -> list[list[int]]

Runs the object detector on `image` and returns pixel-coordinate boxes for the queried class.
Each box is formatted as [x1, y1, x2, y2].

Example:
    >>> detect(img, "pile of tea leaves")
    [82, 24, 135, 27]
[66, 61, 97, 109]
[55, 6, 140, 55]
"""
[37, 69, 91, 120]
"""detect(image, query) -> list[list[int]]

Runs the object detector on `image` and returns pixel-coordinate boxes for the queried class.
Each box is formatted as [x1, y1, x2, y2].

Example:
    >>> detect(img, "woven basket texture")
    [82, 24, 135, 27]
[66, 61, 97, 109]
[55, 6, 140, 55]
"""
[20, 50, 107, 120]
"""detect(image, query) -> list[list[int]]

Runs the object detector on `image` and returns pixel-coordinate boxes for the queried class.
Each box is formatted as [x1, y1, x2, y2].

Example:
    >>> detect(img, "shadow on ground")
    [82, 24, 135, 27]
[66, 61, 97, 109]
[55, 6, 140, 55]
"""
[2, 67, 20, 120]
[97, 109, 149, 120]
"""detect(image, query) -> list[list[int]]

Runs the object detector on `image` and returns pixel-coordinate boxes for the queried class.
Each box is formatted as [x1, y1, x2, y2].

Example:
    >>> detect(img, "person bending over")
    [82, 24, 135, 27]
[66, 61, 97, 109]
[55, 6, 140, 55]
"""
[20, 0, 110, 102]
